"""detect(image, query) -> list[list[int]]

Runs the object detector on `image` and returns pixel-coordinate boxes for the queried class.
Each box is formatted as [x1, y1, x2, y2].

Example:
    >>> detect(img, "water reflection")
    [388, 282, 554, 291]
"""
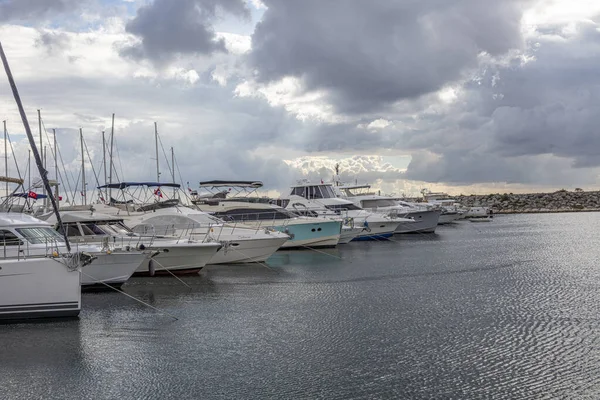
[3, 214, 600, 398]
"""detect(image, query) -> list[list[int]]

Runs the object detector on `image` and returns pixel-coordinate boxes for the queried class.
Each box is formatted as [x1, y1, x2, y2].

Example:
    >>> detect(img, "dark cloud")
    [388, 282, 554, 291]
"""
[395, 19, 600, 185]
[120, 0, 250, 64]
[249, 0, 531, 114]
[34, 30, 71, 54]
[0, 0, 83, 23]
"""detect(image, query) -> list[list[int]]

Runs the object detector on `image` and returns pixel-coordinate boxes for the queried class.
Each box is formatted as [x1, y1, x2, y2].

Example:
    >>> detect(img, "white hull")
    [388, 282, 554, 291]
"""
[80, 251, 145, 287]
[136, 242, 221, 275]
[355, 220, 400, 240]
[207, 236, 288, 264]
[280, 234, 339, 249]
[338, 226, 363, 244]
[0, 257, 81, 320]
[438, 212, 463, 224]
[395, 210, 440, 234]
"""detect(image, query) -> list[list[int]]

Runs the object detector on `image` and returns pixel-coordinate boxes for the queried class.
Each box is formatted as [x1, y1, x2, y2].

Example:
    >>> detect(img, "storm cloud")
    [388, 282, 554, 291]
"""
[249, 0, 531, 114]
[120, 0, 250, 63]
[0, 0, 85, 23]
[2, 1, 600, 195]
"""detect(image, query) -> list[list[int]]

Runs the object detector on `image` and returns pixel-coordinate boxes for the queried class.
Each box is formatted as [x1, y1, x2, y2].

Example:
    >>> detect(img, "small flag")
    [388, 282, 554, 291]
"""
[321, 179, 324, 184]
[187, 187, 192, 192]
[28, 191, 37, 199]
[80, 191, 86, 197]
[154, 188, 163, 198]
[58, 196, 63, 201]
[99, 196, 105, 202]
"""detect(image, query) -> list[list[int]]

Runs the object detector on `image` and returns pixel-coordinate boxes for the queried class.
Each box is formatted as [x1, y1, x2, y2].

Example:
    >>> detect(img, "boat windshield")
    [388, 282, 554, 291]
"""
[217, 208, 295, 222]
[80, 223, 108, 236]
[290, 185, 336, 199]
[324, 204, 362, 211]
[361, 199, 397, 208]
[16, 227, 65, 244]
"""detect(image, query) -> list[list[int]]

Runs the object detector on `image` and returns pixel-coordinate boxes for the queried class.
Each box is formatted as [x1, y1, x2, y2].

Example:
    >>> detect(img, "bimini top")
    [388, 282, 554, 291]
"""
[199, 180, 263, 188]
[97, 182, 181, 189]
[56, 211, 123, 223]
[0, 212, 51, 227]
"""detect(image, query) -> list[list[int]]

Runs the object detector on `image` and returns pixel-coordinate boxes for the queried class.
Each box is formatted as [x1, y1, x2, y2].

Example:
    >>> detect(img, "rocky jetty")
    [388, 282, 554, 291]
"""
[455, 189, 600, 214]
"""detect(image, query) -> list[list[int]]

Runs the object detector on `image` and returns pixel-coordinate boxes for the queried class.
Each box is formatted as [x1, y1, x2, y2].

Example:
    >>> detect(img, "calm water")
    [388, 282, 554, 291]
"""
[3, 213, 600, 399]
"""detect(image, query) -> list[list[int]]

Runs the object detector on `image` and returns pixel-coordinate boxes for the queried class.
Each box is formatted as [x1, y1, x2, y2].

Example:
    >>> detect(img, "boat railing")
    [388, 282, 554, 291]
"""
[0, 237, 65, 261]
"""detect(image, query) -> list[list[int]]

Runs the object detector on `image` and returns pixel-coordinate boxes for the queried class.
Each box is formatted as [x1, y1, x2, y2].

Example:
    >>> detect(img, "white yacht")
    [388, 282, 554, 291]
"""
[0, 213, 90, 320]
[191, 181, 342, 249]
[44, 210, 222, 276]
[335, 184, 441, 234]
[0, 213, 143, 288]
[0, 256, 82, 320]
[421, 191, 465, 224]
[90, 182, 290, 263]
[283, 181, 412, 240]
[465, 206, 493, 219]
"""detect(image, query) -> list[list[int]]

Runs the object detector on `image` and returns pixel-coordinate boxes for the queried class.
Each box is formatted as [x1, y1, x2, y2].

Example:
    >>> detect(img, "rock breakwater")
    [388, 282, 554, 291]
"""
[455, 189, 600, 214]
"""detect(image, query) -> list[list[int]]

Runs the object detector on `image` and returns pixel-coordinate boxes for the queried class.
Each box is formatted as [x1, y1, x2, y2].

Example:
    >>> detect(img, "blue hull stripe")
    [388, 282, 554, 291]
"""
[351, 233, 393, 241]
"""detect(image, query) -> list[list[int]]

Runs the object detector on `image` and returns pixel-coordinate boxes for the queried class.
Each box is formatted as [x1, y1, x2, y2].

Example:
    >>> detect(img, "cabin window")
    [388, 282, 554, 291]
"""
[218, 209, 292, 221]
[291, 187, 306, 197]
[0, 230, 23, 246]
[110, 222, 133, 235]
[57, 223, 82, 237]
[81, 223, 107, 236]
[325, 204, 362, 211]
[16, 227, 65, 244]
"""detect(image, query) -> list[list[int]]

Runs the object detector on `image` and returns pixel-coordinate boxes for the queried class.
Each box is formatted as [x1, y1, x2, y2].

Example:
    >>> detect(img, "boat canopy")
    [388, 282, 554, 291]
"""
[199, 180, 263, 188]
[97, 182, 181, 189]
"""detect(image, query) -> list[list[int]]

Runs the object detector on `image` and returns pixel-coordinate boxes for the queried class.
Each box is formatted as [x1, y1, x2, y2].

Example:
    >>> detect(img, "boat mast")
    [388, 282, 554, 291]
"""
[102, 130, 106, 183]
[53, 128, 58, 205]
[80, 128, 86, 205]
[37, 109, 46, 203]
[0, 41, 71, 251]
[154, 122, 160, 182]
[108, 113, 114, 202]
[3, 120, 7, 196]
[102, 130, 106, 202]
[27, 149, 30, 190]
[170, 147, 175, 183]
[171, 146, 176, 199]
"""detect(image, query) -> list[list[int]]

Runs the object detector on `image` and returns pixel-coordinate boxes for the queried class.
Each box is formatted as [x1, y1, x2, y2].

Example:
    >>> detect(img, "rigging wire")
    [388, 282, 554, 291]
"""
[4, 127, 22, 181]
[82, 134, 102, 202]
[113, 136, 125, 183]
[156, 133, 174, 181]
[40, 118, 75, 203]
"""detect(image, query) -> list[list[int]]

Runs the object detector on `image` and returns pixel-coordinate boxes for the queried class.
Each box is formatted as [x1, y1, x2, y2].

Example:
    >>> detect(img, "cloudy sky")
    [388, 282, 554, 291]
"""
[1, 0, 600, 199]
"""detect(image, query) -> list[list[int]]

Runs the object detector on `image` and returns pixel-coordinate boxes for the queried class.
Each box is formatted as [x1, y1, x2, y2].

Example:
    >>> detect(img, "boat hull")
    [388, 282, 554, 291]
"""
[135, 242, 221, 276]
[438, 212, 463, 224]
[338, 226, 363, 244]
[395, 210, 441, 234]
[208, 235, 288, 264]
[0, 257, 81, 321]
[272, 220, 341, 249]
[80, 251, 145, 287]
[352, 220, 399, 241]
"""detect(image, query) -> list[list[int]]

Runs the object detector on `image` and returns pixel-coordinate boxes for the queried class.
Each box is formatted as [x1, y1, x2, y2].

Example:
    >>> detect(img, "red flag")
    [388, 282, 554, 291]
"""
[154, 188, 163, 198]
[99, 196, 105, 202]
[28, 191, 37, 199]
[321, 179, 324, 184]
[187, 187, 192, 192]
[80, 191, 86, 197]
[58, 196, 63, 201]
